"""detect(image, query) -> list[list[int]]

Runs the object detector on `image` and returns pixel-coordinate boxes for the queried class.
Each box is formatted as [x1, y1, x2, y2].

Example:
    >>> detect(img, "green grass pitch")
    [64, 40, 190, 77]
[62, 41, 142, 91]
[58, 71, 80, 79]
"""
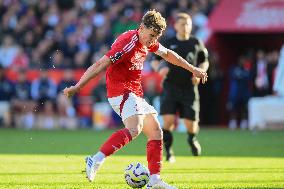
[0, 128, 283, 189]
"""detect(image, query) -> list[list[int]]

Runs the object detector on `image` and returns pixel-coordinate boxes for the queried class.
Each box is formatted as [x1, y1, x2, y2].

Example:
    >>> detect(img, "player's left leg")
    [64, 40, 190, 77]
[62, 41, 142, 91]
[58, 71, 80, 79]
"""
[184, 119, 201, 156]
[180, 97, 201, 156]
[159, 89, 178, 163]
[143, 113, 162, 180]
[143, 113, 177, 189]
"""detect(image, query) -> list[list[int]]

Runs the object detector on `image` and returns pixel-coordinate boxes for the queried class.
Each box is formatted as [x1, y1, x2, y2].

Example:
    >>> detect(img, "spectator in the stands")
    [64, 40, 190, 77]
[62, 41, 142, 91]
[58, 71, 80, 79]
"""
[10, 47, 29, 71]
[36, 100, 57, 129]
[0, 35, 19, 68]
[56, 69, 78, 129]
[252, 50, 270, 97]
[31, 69, 57, 108]
[266, 50, 279, 94]
[0, 65, 14, 127]
[92, 76, 107, 103]
[274, 45, 284, 97]
[227, 56, 252, 129]
[11, 69, 36, 129]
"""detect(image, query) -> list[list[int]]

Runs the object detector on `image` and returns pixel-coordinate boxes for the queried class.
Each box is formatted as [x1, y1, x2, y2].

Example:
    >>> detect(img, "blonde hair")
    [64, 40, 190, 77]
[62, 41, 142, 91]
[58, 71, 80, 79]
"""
[142, 10, 167, 35]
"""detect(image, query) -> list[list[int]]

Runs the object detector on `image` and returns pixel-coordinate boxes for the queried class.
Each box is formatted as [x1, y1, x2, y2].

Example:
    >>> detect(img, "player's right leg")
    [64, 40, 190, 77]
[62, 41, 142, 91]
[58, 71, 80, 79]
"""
[86, 93, 149, 182]
[162, 115, 176, 163]
[85, 115, 143, 182]
[99, 114, 144, 157]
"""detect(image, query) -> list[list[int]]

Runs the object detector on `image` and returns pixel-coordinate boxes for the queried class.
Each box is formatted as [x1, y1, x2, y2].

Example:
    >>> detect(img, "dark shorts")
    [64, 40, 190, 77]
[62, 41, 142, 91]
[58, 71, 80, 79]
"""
[160, 84, 200, 121]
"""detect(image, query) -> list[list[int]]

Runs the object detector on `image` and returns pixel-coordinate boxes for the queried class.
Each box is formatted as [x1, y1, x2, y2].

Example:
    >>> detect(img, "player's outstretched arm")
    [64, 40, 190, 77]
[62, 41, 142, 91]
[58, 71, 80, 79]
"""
[155, 44, 208, 83]
[63, 55, 111, 98]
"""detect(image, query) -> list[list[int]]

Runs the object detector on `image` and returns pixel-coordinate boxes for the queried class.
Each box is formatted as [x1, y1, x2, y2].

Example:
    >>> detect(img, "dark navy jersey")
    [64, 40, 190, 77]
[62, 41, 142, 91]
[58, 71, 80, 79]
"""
[160, 36, 208, 89]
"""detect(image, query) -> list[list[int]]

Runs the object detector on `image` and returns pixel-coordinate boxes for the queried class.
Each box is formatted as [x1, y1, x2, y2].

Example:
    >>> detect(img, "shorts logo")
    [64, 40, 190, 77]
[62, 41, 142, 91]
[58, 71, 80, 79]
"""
[134, 104, 140, 112]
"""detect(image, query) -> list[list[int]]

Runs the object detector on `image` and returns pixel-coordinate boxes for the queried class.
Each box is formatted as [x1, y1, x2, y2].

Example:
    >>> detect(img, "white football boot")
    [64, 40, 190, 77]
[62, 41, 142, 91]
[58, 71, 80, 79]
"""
[146, 179, 178, 189]
[85, 155, 104, 182]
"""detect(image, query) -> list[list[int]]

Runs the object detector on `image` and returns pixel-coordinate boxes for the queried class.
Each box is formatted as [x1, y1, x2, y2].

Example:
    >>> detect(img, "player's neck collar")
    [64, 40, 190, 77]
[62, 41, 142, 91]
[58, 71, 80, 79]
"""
[176, 34, 190, 41]
[137, 29, 144, 47]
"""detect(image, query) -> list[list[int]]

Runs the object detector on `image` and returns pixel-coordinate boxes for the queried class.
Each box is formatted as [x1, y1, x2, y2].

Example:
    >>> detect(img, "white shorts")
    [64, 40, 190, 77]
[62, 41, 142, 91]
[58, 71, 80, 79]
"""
[108, 92, 157, 121]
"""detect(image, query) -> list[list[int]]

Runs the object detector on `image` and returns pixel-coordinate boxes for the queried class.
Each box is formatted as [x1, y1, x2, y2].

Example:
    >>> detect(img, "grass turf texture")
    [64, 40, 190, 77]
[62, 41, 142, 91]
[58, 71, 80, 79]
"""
[0, 128, 283, 189]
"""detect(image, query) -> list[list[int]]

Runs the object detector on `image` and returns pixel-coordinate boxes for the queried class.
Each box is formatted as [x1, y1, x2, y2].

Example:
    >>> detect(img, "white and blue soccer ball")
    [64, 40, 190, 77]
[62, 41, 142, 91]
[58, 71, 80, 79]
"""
[124, 162, 150, 188]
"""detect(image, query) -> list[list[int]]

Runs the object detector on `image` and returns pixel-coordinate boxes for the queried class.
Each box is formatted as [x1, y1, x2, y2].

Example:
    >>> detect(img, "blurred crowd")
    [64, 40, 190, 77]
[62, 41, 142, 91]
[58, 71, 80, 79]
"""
[0, 66, 78, 129]
[1, 0, 282, 130]
[0, 0, 217, 129]
[0, 0, 216, 70]
[2, 0, 282, 130]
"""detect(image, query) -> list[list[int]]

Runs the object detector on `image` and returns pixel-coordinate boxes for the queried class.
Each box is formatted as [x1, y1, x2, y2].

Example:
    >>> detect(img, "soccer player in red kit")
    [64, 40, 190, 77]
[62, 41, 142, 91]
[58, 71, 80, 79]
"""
[64, 10, 207, 189]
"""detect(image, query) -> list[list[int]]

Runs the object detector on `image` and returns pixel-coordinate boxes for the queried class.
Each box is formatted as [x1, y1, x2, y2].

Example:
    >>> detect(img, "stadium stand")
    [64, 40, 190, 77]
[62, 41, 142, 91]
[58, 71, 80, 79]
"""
[1, 0, 283, 129]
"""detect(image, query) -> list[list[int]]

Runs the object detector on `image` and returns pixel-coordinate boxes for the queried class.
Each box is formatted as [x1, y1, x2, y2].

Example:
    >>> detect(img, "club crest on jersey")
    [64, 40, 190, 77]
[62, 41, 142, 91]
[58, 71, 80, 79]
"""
[129, 53, 144, 70]
[110, 51, 123, 62]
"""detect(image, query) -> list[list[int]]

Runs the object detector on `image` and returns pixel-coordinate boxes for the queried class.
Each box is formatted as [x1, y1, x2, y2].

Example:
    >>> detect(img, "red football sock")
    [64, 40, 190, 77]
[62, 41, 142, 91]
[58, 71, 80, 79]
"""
[147, 140, 163, 175]
[100, 128, 132, 156]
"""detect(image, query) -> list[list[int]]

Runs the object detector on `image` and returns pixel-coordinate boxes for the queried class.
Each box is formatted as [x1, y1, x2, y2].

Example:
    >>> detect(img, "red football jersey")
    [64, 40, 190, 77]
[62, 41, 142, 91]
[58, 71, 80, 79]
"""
[105, 30, 159, 97]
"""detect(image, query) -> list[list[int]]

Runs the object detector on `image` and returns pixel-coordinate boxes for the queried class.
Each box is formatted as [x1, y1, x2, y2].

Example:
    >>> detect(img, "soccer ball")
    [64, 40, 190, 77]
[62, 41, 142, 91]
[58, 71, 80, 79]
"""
[124, 162, 150, 188]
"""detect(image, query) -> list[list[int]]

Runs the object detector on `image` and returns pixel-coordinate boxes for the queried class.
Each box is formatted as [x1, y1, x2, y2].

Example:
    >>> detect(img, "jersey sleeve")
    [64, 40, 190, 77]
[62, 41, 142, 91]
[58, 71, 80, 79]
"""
[105, 35, 127, 64]
[148, 42, 160, 52]
[196, 39, 209, 65]
[152, 38, 170, 61]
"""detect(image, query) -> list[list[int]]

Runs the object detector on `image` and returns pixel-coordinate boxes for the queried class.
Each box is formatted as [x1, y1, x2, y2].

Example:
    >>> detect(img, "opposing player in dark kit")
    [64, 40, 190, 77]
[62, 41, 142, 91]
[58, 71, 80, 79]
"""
[152, 13, 209, 162]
